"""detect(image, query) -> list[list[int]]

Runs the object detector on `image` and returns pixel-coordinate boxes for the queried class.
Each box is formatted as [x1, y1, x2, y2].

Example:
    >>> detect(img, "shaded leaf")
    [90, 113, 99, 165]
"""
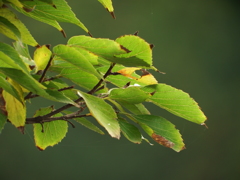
[0, 16, 21, 42]
[73, 117, 104, 135]
[133, 114, 185, 152]
[0, 76, 22, 103]
[78, 91, 120, 139]
[119, 118, 142, 144]
[13, 41, 32, 60]
[0, 7, 38, 46]
[15, 0, 89, 35]
[33, 106, 68, 150]
[0, 42, 29, 73]
[141, 84, 207, 124]
[50, 59, 101, 91]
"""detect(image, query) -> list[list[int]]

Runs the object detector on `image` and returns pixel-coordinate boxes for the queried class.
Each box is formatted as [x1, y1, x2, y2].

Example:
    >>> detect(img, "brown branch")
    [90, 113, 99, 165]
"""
[26, 63, 116, 125]
[24, 86, 75, 100]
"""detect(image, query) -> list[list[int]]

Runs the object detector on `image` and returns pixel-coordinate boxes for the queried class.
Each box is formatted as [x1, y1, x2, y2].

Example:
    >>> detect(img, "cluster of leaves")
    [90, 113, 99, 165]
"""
[0, 0, 207, 152]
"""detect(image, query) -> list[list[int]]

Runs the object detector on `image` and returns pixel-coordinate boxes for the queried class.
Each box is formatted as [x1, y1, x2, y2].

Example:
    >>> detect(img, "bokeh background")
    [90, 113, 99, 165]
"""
[1, 0, 239, 179]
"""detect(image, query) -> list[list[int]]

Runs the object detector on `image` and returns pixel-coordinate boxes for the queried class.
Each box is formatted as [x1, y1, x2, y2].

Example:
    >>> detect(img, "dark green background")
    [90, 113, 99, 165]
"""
[1, 0, 239, 179]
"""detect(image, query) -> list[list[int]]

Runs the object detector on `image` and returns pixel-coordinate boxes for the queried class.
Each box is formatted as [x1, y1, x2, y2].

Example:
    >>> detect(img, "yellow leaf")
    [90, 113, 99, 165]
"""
[2, 79, 26, 128]
[34, 45, 52, 72]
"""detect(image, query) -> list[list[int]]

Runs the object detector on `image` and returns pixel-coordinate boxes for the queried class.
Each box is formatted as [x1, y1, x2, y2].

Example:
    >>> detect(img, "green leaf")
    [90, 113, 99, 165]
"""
[49, 78, 78, 100]
[119, 118, 142, 144]
[43, 81, 79, 106]
[78, 91, 120, 139]
[118, 102, 150, 115]
[13, 41, 32, 60]
[0, 16, 21, 42]
[34, 45, 52, 72]
[132, 114, 185, 152]
[98, 0, 115, 18]
[50, 59, 101, 91]
[53, 45, 101, 78]
[33, 107, 68, 150]
[0, 7, 38, 46]
[68, 35, 128, 57]
[141, 84, 207, 124]
[15, 0, 90, 35]
[115, 35, 153, 67]
[0, 76, 22, 103]
[38, 0, 56, 8]
[0, 42, 29, 73]
[73, 117, 104, 135]
[109, 86, 151, 104]
[0, 68, 47, 94]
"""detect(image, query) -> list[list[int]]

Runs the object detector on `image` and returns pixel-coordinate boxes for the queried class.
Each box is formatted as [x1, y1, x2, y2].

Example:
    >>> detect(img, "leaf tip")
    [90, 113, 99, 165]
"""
[133, 31, 139, 36]
[60, 30, 67, 38]
[149, 44, 154, 49]
[201, 123, 208, 129]
[88, 31, 93, 37]
[17, 126, 25, 134]
[36, 146, 44, 151]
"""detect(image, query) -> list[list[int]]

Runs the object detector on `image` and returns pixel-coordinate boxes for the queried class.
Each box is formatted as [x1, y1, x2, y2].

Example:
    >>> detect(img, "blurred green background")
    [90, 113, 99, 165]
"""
[0, 0, 239, 179]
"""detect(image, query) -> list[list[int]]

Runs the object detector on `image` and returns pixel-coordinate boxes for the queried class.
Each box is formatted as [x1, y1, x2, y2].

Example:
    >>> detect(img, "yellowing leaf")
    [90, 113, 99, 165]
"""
[34, 45, 52, 72]
[2, 79, 26, 129]
[117, 67, 158, 85]
[33, 107, 68, 150]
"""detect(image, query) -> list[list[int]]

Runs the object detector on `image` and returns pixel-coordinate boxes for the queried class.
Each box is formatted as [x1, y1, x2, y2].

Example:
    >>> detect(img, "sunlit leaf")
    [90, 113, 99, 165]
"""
[34, 45, 52, 72]
[141, 84, 207, 124]
[115, 35, 153, 67]
[98, 0, 115, 18]
[78, 91, 120, 139]
[109, 86, 151, 104]
[33, 106, 68, 150]
[119, 118, 142, 144]
[132, 114, 185, 152]
[68, 35, 128, 57]
[53, 45, 101, 78]
[0, 7, 38, 46]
